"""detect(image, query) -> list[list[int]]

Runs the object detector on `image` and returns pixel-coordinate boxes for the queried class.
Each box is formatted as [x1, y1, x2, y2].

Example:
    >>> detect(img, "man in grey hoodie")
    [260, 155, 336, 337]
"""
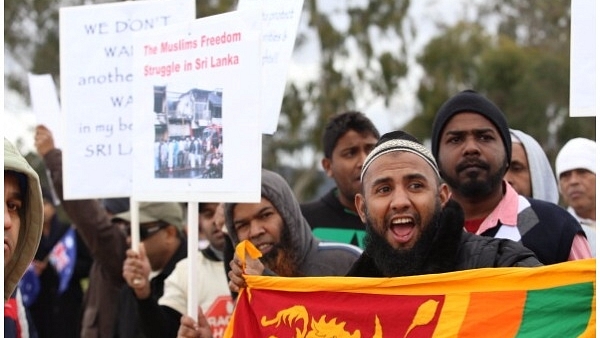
[178, 169, 362, 337]
[5, 138, 44, 337]
[226, 169, 362, 289]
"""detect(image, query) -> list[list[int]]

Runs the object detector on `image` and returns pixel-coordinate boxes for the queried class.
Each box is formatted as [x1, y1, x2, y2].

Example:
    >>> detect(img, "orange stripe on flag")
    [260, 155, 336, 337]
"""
[457, 290, 526, 337]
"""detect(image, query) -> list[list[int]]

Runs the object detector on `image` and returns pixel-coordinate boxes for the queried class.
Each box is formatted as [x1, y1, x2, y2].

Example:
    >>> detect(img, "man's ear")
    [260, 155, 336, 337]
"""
[355, 194, 368, 223]
[321, 157, 333, 177]
[439, 183, 451, 207]
[166, 224, 180, 238]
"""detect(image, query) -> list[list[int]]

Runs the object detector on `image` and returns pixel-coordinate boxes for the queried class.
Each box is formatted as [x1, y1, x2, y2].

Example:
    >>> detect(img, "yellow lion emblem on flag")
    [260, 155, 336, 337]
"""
[260, 300, 439, 337]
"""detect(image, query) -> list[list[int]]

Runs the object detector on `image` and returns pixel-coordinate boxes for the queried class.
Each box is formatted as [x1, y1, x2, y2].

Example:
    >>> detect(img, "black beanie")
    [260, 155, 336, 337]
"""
[430, 90, 511, 164]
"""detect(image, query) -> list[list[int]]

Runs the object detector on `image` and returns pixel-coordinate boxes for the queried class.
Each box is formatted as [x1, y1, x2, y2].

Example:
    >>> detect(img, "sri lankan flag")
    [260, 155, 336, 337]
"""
[224, 244, 595, 337]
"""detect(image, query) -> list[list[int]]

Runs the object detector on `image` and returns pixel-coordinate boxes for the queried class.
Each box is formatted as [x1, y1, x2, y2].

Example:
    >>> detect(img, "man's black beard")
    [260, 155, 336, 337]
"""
[259, 224, 301, 277]
[441, 159, 506, 199]
[363, 205, 443, 277]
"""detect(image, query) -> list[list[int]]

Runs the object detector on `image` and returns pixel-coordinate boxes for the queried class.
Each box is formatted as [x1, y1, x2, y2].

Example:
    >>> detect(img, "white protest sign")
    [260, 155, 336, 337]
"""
[570, 0, 596, 117]
[131, 10, 262, 202]
[28, 73, 64, 148]
[237, 0, 305, 134]
[59, 0, 195, 199]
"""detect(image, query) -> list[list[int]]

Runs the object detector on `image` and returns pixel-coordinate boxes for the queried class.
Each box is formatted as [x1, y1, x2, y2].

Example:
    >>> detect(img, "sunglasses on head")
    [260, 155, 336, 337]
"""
[119, 220, 170, 240]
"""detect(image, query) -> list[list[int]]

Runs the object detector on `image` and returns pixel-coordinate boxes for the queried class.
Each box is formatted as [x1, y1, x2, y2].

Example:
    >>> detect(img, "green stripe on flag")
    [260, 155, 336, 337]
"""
[515, 282, 594, 337]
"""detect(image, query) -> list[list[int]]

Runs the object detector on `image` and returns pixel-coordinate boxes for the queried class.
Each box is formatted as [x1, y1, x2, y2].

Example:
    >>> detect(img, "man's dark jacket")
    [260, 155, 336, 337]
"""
[347, 200, 542, 277]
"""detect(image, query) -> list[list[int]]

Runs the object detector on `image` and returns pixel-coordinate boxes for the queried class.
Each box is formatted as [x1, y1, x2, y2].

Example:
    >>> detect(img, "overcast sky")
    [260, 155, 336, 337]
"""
[4, 0, 475, 154]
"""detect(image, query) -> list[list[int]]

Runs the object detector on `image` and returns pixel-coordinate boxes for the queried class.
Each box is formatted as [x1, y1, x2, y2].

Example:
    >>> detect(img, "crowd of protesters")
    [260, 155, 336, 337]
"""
[4, 89, 594, 338]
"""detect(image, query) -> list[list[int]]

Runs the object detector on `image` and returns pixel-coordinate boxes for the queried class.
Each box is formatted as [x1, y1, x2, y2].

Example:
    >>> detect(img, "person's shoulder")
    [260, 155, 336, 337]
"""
[460, 231, 494, 246]
[459, 232, 542, 267]
[523, 197, 580, 224]
[316, 241, 363, 257]
[300, 190, 332, 210]
[300, 199, 321, 213]
[301, 241, 361, 276]
[300, 193, 335, 222]
[460, 231, 520, 255]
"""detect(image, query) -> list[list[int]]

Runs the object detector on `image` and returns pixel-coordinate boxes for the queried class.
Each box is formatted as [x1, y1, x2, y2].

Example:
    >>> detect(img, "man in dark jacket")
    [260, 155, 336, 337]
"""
[301, 111, 379, 248]
[347, 131, 541, 277]
[430, 90, 590, 264]
[113, 202, 187, 338]
[128, 203, 229, 338]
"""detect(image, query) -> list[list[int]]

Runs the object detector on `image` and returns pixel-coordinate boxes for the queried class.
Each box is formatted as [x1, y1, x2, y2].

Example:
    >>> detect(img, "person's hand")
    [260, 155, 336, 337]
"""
[177, 311, 212, 338]
[122, 243, 152, 299]
[227, 251, 264, 293]
[34, 125, 56, 157]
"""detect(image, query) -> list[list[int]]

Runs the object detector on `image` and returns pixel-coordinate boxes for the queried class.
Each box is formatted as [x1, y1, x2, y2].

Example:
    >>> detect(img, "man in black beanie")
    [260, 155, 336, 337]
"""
[431, 90, 591, 265]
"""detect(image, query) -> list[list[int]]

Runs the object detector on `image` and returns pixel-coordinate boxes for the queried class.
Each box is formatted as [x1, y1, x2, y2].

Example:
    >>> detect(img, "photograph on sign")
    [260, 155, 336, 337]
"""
[132, 10, 262, 202]
[152, 86, 223, 179]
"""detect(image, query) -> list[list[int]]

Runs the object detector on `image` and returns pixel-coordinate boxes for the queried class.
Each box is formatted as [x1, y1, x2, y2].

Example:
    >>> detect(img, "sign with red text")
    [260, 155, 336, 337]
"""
[205, 295, 235, 338]
[59, 0, 194, 199]
[131, 10, 262, 202]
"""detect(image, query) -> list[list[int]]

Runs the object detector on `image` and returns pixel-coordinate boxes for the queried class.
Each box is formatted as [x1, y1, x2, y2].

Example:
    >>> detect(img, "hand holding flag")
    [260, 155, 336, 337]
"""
[228, 240, 263, 293]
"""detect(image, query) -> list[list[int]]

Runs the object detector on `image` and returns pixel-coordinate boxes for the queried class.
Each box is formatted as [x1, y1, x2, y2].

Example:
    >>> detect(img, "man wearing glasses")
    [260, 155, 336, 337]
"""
[113, 202, 188, 338]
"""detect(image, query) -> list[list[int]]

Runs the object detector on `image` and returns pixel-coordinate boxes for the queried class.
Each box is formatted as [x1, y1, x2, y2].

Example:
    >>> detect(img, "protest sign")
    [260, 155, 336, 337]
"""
[28, 73, 64, 148]
[131, 10, 262, 202]
[59, 0, 195, 199]
[237, 0, 305, 134]
[569, 0, 596, 117]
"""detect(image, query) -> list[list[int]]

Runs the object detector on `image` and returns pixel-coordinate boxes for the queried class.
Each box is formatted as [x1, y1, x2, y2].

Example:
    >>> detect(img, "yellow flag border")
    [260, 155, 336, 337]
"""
[243, 259, 596, 295]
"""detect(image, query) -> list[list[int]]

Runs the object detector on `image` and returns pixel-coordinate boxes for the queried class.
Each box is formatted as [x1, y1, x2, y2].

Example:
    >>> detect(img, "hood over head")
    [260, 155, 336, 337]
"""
[224, 169, 314, 267]
[4, 138, 44, 301]
[509, 129, 559, 204]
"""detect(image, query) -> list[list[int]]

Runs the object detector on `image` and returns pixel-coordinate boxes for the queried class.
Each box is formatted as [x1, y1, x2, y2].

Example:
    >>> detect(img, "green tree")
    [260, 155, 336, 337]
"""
[405, 0, 594, 164]
[404, 21, 493, 142]
[266, 1, 412, 200]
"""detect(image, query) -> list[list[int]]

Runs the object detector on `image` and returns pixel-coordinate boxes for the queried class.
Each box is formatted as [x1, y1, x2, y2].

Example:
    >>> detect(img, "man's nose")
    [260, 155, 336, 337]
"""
[4, 207, 11, 229]
[564, 172, 579, 185]
[358, 150, 369, 168]
[390, 188, 410, 211]
[248, 220, 265, 238]
[462, 136, 481, 156]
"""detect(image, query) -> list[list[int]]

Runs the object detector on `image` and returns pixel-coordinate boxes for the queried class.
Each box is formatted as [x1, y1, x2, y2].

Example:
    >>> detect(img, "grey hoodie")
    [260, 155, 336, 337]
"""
[4, 138, 43, 301]
[225, 169, 361, 276]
